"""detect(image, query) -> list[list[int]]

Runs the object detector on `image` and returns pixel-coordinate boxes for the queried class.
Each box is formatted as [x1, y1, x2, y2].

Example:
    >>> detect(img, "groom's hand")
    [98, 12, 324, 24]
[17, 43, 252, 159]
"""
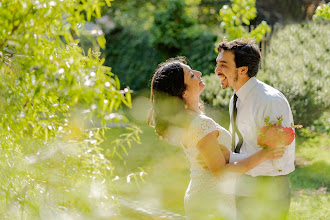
[219, 144, 230, 163]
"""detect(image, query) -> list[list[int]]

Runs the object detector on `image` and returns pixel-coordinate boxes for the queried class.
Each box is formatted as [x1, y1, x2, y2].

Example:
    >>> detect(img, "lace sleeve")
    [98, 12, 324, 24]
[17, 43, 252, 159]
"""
[188, 115, 221, 146]
[166, 126, 184, 146]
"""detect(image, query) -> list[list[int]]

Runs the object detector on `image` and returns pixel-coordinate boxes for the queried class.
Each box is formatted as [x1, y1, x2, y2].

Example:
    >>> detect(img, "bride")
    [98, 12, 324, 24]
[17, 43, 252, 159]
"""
[147, 57, 285, 219]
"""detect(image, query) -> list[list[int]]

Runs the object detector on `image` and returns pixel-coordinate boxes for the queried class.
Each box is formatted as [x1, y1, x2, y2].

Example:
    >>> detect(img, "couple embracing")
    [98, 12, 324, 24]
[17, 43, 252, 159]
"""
[148, 38, 295, 220]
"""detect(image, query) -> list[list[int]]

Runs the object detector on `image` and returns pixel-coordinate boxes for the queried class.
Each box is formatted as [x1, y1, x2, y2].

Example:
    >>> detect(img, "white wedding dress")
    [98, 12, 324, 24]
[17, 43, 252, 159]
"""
[168, 114, 236, 220]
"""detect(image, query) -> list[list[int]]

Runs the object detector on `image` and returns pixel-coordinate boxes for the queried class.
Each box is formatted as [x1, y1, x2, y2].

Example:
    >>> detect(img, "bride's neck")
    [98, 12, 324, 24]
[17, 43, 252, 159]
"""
[186, 100, 201, 114]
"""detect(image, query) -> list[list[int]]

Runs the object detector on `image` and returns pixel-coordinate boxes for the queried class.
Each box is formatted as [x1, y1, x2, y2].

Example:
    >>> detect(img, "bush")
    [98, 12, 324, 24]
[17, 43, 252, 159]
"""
[201, 22, 330, 132]
[103, 28, 162, 91]
[150, 0, 194, 58]
[180, 30, 218, 75]
[259, 22, 330, 131]
[313, 3, 330, 21]
[103, 28, 218, 91]
[219, 0, 271, 42]
[103, 0, 272, 92]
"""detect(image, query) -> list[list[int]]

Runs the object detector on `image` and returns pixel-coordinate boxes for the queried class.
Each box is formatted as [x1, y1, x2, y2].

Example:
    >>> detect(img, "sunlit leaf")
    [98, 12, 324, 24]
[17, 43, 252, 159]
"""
[0, 0, 141, 217]
[97, 36, 106, 49]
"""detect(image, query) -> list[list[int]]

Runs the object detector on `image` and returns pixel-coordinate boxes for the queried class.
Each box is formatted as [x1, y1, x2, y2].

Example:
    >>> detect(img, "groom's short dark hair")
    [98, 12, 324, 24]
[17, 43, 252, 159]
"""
[217, 38, 261, 77]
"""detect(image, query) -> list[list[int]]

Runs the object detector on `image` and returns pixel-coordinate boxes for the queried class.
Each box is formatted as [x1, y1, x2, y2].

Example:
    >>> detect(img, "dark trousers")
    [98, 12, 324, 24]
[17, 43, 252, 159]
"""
[235, 175, 291, 220]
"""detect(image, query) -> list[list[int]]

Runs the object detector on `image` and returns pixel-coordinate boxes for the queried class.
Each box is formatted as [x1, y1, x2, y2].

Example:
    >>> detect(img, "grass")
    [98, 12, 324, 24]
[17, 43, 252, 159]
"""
[288, 133, 330, 220]
[104, 102, 329, 219]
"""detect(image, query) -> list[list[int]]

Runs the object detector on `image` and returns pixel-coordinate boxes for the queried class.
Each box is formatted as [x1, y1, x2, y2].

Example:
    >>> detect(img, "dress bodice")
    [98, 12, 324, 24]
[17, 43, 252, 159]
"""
[183, 114, 232, 172]
[167, 113, 236, 219]
[169, 114, 235, 196]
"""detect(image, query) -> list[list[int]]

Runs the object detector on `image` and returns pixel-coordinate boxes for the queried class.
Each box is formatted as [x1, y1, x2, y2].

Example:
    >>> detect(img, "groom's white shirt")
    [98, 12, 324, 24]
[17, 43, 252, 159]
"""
[229, 77, 295, 177]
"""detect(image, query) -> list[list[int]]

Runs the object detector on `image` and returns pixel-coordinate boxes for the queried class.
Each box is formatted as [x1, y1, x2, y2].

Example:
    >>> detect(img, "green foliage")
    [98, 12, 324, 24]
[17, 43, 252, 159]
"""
[313, 3, 330, 21]
[103, 26, 218, 90]
[0, 0, 140, 218]
[219, 0, 271, 42]
[108, 0, 223, 31]
[202, 22, 330, 133]
[104, 0, 273, 91]
[107, 0, 164, 30]
[103, 28, 163, 91]
[185, 0, 224, 26]
[180, 31, 218, 75]
[104, 0, 218, 91]
[258, 22, 330, 132]
[150, 0, 195, 57]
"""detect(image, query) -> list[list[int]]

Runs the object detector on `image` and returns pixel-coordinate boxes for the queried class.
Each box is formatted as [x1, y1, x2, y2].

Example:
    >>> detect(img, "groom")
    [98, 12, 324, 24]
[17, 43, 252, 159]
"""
[215, 38, 295, 220]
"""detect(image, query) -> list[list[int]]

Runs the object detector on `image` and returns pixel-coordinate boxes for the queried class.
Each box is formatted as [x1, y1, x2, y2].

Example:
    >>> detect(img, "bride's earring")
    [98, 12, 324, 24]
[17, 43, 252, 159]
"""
[183, 92, 188, 99]
[183, 92, 189, 109]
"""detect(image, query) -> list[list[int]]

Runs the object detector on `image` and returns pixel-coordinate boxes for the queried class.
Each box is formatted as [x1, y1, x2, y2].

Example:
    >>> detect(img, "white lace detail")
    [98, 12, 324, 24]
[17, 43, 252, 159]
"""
[183, 114, 232, 171]
[175, 114, 236, 219]
[188, 114, 222, 146]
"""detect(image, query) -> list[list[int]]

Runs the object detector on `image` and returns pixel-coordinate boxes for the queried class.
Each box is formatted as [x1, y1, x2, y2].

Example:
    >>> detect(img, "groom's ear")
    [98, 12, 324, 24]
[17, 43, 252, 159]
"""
[239, 66, 248, 76]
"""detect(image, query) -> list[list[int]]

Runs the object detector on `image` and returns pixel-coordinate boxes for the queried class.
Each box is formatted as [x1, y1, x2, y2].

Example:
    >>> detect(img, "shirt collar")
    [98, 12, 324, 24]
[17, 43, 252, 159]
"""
[236, 77, 257, 102]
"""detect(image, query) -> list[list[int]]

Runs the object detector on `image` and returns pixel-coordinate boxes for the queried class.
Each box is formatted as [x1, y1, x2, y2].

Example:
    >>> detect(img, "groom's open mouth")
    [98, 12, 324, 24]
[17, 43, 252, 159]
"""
[218, 74, 228, 87]
[218, 74, 226, 82]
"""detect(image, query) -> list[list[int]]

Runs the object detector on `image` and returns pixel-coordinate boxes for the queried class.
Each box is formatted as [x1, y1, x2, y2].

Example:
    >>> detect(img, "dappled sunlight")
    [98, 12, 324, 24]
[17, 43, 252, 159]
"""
[110, 103, 329, 219]
[0, 0, 328, 219]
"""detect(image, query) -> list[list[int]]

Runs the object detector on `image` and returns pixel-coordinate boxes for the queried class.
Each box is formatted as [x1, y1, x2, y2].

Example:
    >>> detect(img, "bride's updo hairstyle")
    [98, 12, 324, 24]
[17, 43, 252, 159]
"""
[147, 57, 192, 139]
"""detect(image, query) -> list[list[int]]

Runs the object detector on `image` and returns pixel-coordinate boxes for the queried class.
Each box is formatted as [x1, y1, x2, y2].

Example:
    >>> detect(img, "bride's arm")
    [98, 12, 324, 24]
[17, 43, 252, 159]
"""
[223, 147, 284, 175]
[196, 130, 226, 174]
[197, 131, 285, 177]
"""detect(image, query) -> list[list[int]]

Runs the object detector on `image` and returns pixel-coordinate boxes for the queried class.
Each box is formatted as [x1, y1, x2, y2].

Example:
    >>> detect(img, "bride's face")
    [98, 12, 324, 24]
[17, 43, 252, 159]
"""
[181, 64, 205, 99]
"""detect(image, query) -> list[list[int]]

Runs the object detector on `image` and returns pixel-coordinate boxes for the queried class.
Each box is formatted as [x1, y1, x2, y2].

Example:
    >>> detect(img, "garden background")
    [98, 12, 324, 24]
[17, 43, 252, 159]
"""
[0, 0, 329, 219]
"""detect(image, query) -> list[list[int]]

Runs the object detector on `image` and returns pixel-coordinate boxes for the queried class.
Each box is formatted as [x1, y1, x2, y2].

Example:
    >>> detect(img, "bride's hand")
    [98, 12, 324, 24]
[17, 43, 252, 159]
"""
[260, 146, 285, 160]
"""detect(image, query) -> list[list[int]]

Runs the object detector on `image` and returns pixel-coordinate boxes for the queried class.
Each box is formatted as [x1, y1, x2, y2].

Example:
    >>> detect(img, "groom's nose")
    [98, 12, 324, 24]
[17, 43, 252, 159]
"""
[215, 65, 222, 75]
